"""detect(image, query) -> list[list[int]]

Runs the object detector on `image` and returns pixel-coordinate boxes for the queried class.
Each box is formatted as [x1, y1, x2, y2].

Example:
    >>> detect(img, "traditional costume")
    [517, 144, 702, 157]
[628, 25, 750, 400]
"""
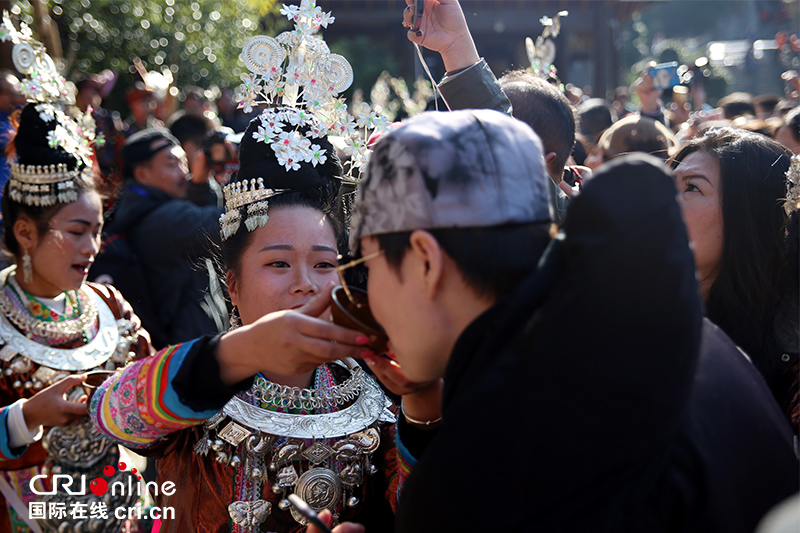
[91, 2, 397, 531]
[0, 13, 151, 533]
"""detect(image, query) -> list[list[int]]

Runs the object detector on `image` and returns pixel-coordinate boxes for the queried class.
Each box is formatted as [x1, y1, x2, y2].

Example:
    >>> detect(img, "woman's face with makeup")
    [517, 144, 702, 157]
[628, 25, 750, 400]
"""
[673, 150, 724, 296]
[20, 190, 103, 297]
[227, 205, 340, 326]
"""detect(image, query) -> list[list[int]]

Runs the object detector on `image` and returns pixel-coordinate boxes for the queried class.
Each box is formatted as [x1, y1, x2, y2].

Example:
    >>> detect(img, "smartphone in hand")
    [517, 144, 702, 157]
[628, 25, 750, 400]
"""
[646, 62, 680, 90]
[412, 0, 424, 32]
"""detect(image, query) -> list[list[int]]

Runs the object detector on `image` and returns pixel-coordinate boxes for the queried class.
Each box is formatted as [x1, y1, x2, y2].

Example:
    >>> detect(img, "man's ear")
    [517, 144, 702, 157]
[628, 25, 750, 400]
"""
[544, 152, 561, 180]
[13, 215, 37, 254]
[227, 270, 239, 308]
[408, 229, 444, 300]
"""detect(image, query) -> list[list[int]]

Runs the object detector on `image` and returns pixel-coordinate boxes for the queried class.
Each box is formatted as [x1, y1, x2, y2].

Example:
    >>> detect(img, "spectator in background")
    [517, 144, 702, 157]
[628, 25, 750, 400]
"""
[775, 106, 800, 154]
[718, 91, 756, 120]
[124, 82, 163, 136]
[499, 70, 576, 218]
[577, 97, 615, 144]
[199, 128, 239, 186]
[94, 129, 224, 348]
[168, 112, 213, 168]
[612, 85, 634, 119]
[671, 128, 798, 432]
[216, 87, 250, 133]
[0, 70, 25, 194]
[754, 94, 781, 119]
[75, 71, 122, 183]
[182, 86, 211, 117]
[584, 114, 676, 169]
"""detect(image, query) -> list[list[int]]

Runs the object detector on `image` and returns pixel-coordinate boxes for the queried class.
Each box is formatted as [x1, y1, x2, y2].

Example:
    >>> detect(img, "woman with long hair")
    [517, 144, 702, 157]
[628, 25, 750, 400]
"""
[671, 127, 799, 431]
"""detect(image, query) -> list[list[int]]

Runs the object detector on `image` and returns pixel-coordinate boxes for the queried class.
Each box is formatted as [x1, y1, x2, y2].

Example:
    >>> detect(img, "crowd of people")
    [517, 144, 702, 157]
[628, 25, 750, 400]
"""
[0, 0, 796, 532]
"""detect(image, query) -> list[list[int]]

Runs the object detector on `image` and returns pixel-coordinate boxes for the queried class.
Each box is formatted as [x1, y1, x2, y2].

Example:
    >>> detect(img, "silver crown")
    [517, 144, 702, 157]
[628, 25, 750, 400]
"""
[8, 163, 89, 207]
[220, 178, 286, 240]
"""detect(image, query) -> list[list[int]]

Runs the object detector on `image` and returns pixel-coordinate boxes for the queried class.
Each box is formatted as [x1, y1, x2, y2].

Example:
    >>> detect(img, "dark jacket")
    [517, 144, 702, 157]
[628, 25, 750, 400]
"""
[395, 155, 798, 532]
[100, 181, 224, 348]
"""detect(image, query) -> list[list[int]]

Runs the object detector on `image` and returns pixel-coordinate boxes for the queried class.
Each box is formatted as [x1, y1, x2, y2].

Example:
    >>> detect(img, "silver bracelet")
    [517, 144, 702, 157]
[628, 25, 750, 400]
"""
[400, 401, 442, 426]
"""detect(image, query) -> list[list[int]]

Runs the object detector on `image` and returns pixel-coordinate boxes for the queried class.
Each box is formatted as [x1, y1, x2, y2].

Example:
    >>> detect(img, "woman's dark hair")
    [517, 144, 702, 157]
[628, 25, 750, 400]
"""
[670, 127, 796, 392]
[220, 108, 345, 281]
[375, 222, 552, 301]
[1, 103, 96, 258]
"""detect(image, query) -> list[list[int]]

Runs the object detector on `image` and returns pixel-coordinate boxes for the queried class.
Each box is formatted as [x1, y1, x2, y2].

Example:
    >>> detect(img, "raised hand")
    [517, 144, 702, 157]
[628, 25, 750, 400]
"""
[402, 0, 480, 72]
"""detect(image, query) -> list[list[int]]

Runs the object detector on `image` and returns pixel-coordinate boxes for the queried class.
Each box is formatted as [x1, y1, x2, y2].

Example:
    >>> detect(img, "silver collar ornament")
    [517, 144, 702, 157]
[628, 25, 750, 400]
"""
[194, 359, 395, 529]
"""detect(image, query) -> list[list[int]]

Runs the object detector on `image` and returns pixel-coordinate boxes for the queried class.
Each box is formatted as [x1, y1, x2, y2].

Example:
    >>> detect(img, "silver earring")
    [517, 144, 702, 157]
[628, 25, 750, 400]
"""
[229, 306, 241, 331]
[21, 249, 32, 284]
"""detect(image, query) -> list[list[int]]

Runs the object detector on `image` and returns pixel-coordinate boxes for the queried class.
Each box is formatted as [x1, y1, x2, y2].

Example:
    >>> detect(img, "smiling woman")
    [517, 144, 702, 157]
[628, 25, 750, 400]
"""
[90, 107, 403, 533]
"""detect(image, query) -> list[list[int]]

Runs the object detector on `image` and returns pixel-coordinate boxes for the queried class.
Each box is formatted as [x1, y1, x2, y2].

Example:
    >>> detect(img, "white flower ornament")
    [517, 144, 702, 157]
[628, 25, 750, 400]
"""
[236, 1, 387, 178]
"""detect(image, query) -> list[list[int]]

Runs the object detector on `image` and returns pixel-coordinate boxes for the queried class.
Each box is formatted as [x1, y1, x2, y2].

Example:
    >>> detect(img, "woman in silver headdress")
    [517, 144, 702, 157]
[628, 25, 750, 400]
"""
[89, 2, 442, 532]
[0, 14, 152, 533]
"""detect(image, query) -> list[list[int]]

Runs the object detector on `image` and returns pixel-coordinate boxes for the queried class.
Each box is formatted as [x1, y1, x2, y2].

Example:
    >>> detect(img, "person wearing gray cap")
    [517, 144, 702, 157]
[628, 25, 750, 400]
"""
[344, 109, 797, 533]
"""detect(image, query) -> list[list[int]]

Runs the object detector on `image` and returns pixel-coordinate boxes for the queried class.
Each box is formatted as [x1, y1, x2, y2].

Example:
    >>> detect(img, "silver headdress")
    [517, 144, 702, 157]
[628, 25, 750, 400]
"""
[526, 11, 568, 85]
[235, 0, 389, 176]
[220, 178, 287, 240]
[223, 0, 389, 240]
[0, 12, 98, 207]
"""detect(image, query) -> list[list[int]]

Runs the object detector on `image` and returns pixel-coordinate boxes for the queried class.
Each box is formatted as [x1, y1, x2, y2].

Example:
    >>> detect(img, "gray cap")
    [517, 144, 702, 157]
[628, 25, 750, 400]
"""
[349, 109, 550, 252]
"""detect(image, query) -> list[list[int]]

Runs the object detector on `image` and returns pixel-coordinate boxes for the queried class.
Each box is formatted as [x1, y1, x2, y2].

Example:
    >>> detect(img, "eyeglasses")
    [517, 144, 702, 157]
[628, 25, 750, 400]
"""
[335, 249, 384, 305]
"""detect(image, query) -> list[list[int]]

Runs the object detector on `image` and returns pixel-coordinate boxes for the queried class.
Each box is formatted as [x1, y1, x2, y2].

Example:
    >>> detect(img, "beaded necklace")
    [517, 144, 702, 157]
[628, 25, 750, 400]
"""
[0, 269, 98, 346]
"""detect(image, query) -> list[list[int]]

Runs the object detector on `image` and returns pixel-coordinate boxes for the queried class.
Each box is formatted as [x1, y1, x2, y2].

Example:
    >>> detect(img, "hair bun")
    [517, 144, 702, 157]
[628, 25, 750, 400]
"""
[14, 103, 79, 170]
[236, 110, 342, 205]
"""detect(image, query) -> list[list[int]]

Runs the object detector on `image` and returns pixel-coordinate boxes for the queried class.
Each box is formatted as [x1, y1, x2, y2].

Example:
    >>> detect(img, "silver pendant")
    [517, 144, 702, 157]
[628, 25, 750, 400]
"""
[193, 434, 211, 456]
[228, 499, 272, 527]
[290, 468, 342, 525]
[302, 441, 334, 465]
[246, 432, 276, 455]
[276, 465, 298, 488]
[348, 428, 380, 453]
[218, 421, 252, 446]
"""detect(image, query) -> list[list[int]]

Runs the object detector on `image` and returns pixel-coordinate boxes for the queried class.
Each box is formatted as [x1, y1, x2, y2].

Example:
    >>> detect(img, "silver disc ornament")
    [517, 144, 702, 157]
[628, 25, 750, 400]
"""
[241, 35, 286, 76]
[12, 42, 35, 74]
[323, 54, 353, 94]
[290, 468, 342, 524]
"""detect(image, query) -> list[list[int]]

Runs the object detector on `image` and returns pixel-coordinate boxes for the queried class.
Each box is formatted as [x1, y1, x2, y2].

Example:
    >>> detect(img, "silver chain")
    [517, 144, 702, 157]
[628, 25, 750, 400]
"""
[248, 366, 366, 411]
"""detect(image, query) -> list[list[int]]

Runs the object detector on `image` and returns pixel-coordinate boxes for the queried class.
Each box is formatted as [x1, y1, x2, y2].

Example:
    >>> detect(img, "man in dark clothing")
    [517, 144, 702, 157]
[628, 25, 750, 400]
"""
[92, 129, 225, 348]
[347, 109, 798, 533]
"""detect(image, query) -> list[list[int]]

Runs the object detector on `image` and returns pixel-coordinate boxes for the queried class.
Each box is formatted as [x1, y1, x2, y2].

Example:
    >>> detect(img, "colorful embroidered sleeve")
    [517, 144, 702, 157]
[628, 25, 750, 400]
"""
[395, 418, 438, 501]
[0, 406, 24, 460]
[89, 339, 222, 450]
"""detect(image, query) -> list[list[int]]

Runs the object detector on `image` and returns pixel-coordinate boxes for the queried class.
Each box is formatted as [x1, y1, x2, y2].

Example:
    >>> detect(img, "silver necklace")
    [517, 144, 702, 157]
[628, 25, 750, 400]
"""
[248, 366, 366, 411]
[0, 268, 97, 342]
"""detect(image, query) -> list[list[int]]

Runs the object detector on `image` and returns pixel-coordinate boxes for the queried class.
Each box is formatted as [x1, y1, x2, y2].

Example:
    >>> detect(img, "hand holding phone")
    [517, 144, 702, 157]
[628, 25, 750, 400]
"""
[646, 62, 680, 91]
[412, 0, 424, 32]
[403, 0, 424, 32]
[287, 494, 333, 533]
